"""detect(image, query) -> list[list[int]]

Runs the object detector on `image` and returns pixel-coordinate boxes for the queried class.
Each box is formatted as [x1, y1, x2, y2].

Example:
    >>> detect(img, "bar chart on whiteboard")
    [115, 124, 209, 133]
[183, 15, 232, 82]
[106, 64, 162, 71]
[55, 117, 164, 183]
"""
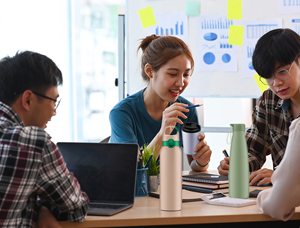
[197, 15, 237, 72]
[155, 21, 184, 36]
[148, 12, 188, 44]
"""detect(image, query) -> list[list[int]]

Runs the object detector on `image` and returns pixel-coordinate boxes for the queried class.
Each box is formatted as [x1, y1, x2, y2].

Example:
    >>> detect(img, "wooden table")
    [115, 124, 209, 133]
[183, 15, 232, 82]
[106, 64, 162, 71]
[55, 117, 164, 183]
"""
[59, 171, 300, 228]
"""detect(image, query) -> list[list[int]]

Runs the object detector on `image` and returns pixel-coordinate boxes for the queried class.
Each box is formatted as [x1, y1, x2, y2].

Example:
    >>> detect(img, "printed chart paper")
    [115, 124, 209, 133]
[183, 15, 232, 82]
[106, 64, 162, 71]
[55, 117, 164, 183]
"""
[242, 19, 282, 78]
[278, 0, 300, 14]
[197, 15, 237, 72]
[291, 19, 300, 35]
[148, 13, 189, 44]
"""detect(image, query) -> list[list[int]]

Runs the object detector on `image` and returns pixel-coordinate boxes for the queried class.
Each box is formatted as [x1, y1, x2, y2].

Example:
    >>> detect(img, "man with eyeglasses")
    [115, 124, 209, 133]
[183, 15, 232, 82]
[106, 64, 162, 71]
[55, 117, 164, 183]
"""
[218, 28, 300, 185]
[0, 51, 89, 228]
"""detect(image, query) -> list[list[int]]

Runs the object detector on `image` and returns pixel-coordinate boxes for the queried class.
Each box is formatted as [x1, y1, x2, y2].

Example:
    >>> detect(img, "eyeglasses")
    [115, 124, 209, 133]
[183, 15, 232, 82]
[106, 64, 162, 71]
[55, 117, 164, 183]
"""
[32, 91, 61, 110]
[259, 61, 295, 86]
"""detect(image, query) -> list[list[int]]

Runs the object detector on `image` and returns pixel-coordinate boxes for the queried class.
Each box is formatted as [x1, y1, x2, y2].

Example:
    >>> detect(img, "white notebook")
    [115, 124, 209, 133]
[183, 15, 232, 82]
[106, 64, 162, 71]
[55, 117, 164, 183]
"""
[201, 193, 256, 207]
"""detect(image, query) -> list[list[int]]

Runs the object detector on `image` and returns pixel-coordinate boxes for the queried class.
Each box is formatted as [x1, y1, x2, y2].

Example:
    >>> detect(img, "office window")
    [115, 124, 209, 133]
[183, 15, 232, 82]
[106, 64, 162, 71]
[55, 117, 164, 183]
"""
[183, 97, 253, 170]
[0, 0, 72, 143]
[0, 0, 125, 143]
[71, 0, 125, 142]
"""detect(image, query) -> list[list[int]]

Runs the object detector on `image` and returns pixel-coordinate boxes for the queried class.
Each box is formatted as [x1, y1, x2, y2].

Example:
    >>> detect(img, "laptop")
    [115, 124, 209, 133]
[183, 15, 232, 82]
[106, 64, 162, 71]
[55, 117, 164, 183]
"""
[57, 142, 139, 216]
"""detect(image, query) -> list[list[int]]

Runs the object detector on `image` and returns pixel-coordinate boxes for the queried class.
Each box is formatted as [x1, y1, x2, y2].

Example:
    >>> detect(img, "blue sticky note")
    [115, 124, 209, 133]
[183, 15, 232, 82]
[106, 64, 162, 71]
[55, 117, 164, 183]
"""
[185, 1, 200, 16]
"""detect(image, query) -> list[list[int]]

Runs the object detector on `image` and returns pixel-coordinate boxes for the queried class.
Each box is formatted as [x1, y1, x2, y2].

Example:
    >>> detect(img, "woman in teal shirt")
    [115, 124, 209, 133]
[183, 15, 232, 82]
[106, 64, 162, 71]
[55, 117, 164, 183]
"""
[109, 34, 212, 171]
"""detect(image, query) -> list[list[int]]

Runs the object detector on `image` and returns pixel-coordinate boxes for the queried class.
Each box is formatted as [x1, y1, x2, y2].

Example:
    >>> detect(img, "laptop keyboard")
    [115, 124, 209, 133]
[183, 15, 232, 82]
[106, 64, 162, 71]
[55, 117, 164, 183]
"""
[90, 204, 126, 209]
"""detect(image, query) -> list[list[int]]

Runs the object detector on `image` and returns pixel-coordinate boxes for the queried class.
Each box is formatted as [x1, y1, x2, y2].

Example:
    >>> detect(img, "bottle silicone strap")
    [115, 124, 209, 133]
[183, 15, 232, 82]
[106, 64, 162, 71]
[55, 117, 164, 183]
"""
[162, 126, 180, 148]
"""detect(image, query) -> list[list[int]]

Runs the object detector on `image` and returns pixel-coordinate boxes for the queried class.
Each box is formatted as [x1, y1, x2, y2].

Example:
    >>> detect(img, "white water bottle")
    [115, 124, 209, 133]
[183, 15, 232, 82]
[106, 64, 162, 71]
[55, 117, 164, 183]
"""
[160, 126, 182, 211]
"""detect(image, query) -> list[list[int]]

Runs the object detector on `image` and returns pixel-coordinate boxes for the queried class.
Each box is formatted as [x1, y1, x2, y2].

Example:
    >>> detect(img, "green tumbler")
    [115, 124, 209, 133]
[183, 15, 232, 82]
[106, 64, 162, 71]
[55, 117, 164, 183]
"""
[229, 124, 249, 199]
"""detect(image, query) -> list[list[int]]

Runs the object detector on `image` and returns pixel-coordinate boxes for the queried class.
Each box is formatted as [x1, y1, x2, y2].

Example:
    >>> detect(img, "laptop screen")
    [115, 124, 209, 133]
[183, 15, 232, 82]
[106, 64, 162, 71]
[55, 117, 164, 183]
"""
[57, 142, 138, 203]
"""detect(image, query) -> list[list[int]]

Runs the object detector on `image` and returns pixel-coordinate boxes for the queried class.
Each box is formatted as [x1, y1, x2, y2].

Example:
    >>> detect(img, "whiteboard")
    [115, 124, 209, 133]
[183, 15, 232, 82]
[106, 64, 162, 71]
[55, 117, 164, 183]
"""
[126, 0, 300, 98]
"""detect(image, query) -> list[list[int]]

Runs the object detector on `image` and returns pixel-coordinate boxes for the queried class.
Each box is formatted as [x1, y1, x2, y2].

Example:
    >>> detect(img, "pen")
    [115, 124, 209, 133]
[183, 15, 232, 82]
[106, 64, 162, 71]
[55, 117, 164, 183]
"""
[185, 104, 203, 109]
[144, 154, 153, 168]
[223, 149, 229, 158]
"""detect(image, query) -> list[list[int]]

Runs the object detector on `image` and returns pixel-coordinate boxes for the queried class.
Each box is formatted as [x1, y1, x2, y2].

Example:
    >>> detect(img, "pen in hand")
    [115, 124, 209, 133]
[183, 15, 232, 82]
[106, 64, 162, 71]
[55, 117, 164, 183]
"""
[223, 149, 229, 175]
[185, 104, 203, 109]
[223, 149, 229, 158]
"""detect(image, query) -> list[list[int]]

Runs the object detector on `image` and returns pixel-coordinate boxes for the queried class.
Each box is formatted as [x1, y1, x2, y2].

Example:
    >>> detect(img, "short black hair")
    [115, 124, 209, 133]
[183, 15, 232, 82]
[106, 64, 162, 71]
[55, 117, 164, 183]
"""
[0, 51, 63, 105]
[252, 28, 300, 79]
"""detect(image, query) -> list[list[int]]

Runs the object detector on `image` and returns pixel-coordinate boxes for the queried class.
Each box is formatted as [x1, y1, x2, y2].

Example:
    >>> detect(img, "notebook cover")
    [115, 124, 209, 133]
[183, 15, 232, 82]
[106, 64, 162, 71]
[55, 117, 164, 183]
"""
[182, 173, 228, 184]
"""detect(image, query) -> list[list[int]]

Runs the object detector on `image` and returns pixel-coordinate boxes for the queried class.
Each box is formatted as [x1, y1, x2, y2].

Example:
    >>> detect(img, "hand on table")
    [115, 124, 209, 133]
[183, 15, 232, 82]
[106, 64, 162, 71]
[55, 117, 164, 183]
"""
[249, 168, 273, 186]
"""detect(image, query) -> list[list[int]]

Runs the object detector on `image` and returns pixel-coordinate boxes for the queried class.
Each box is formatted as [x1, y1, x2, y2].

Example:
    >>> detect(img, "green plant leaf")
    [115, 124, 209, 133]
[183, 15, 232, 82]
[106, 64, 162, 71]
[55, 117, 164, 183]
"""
[140, 143, 160, 175]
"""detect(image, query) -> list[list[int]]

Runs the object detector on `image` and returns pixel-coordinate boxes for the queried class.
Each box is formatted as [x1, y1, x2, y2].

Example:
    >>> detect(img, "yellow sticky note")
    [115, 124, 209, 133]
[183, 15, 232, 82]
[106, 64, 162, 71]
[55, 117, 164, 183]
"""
[227, 0, 242, 20]
[138, 6, 157, 28]
[228, 25, 244, 45]
[253, 73, 269, 93]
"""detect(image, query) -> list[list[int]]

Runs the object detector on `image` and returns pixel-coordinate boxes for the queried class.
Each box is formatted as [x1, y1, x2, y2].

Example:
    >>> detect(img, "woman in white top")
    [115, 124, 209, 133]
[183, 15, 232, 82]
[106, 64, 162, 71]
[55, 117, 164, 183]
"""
[257, 117, 300, 221]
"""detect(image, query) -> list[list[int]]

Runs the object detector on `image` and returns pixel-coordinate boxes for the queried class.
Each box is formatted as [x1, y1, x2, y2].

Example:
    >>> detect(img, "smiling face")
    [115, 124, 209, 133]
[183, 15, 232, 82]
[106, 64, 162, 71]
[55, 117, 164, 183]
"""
[148, 54, 192, 103]
[269, 57, 300, 100]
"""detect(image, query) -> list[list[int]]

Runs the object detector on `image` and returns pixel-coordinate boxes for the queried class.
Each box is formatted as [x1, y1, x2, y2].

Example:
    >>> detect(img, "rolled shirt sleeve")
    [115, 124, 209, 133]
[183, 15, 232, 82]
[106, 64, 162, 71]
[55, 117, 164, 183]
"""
[37, 141, 89, 222]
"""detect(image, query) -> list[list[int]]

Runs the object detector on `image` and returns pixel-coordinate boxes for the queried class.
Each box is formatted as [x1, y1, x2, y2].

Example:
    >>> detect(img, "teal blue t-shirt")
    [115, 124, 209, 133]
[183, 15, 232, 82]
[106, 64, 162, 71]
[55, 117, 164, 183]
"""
[109, 89, 199, 148]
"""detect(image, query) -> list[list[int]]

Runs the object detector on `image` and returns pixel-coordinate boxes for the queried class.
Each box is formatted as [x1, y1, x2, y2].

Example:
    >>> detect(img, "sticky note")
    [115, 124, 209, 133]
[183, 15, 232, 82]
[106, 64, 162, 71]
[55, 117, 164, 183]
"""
[253, 73, 269, 93]
[228, 25, 244, 45]
[185, 1, 200, 16]
[138, 6, 157, 28]
[227, 0, 242, 20]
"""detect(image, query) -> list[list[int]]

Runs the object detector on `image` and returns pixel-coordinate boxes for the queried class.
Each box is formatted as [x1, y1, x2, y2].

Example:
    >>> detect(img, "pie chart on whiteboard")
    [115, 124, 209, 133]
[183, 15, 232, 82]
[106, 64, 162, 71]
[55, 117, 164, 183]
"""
[203, 52, 215, 65]
[222, 53, 231, 63]
[204, 32, 218, 41]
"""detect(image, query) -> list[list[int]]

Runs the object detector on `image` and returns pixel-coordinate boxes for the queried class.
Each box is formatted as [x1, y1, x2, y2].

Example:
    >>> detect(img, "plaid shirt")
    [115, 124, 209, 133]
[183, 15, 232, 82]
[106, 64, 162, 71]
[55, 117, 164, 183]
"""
[0, 102, 89, 228]
[246, 89, 297, 172]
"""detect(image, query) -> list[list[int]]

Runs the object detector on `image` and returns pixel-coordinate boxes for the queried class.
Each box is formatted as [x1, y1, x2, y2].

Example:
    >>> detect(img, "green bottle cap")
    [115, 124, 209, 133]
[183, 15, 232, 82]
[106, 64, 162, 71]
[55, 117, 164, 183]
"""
[230, 124, 245, 131]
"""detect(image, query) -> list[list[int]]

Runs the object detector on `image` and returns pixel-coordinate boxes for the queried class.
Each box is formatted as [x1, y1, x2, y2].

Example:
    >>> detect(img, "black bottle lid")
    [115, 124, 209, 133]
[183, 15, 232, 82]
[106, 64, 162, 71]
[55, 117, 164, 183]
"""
[182, 122, 201, 133]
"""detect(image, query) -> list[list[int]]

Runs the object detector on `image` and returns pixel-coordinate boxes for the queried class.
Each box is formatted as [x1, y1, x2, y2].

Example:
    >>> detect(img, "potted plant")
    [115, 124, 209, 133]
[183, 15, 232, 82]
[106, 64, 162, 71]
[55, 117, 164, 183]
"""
[141, 144, 160, 192]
